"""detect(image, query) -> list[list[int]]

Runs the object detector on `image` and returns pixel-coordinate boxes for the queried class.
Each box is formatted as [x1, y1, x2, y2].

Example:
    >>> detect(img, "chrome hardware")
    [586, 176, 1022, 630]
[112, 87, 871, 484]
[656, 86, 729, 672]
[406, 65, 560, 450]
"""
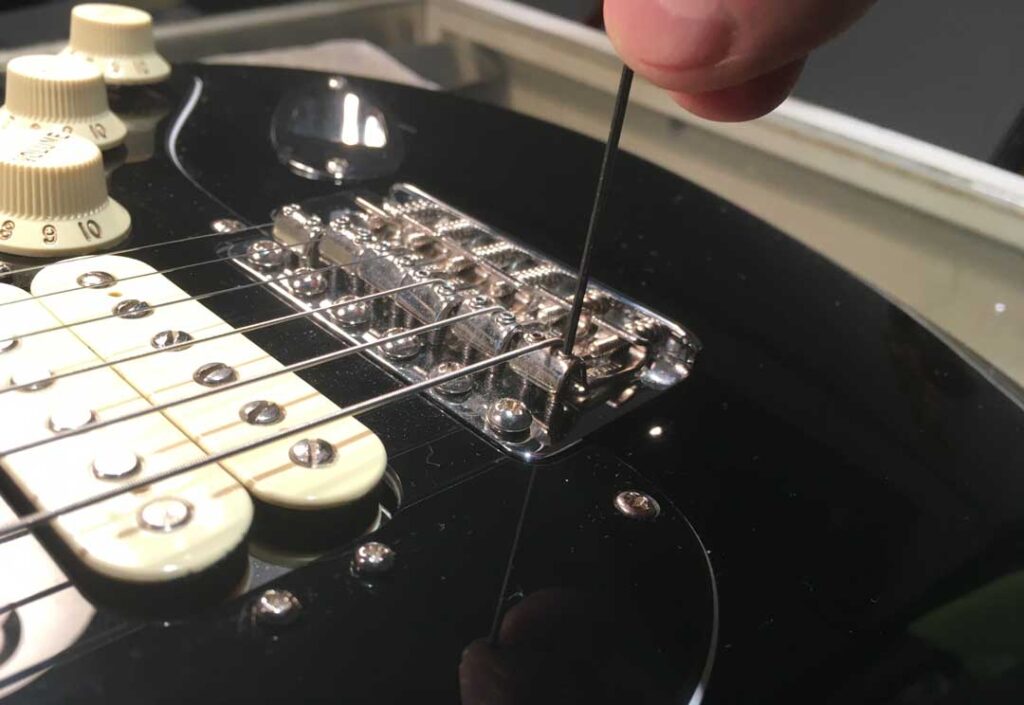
[432, 361, 473, 397]
[253, 589, 302, 626]
[193, 362, 237, 387]
[92, 448, 141, 480]
[380, 327, 421, 361]
[138, 498, 193, 532]
[246, 239, 288, 271]
[10, 364, 53, 391]
[76, 270, 116, 289]
[48, 406, 96, 433]
[239, 400, 285, 426]
[289, 438, 335, 468]
[330, 295, 371, 327]
[151, 330, 193, 351]
[210, 218, 246, 234]
[352, 541, 396, 576]
[112, 299, 152, 319]
[485, 398, 533, 440]
[614, 491, 660, 520]
[289, 267, 328, 299]
[235, 183, 700, 460]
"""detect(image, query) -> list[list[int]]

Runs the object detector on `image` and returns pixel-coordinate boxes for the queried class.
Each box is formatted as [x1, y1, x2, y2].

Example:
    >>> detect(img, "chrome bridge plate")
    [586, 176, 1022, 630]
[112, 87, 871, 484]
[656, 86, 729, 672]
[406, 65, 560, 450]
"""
[232, 183, 699, 459]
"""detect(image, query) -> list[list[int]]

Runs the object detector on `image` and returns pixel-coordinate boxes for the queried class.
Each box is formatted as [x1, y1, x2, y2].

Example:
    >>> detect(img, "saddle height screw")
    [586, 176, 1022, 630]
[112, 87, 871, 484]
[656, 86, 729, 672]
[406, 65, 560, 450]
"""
[614, 491, 661, 520]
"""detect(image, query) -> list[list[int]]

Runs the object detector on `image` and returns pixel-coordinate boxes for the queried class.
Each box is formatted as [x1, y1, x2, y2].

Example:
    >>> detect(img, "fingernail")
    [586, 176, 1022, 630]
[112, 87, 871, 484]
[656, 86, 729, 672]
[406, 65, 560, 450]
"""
[608, 0, 734, 70]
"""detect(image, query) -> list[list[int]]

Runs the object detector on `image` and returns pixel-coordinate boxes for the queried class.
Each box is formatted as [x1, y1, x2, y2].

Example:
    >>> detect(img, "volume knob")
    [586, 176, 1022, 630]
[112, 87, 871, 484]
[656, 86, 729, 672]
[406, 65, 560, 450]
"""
[61, 3, 171, 86]
[0, 129, 131, 257]
[0, 55, 127, 151]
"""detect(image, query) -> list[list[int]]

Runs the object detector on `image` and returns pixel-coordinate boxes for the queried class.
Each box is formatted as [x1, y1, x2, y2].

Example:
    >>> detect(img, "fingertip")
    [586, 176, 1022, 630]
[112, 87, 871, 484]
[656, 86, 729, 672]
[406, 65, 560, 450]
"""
[671, 58, 806, 122]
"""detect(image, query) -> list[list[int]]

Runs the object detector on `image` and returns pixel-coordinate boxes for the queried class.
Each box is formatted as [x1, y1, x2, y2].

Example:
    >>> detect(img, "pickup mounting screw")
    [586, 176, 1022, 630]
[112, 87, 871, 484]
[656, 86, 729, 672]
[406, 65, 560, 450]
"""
[614, 491, 660, 520]
[193, 362, 237, 387]
[253, 589, 302, 627]
[239, 400, 285, 426]
[112, 299, 152, 319]
[77, 270, 116, 289]
[352, 541, 395, 576]
[151, 330, 193, 351]
[289, 438, 335, 468]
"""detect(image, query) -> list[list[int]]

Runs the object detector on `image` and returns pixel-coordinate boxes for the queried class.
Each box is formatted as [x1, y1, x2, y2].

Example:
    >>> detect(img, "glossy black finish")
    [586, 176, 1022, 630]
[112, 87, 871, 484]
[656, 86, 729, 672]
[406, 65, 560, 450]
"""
[2, 64, 1024, 704]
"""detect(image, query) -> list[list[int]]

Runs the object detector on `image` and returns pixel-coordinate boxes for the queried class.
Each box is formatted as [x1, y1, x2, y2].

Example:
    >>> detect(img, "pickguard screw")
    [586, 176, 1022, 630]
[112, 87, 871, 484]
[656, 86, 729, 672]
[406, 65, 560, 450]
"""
[485, 398, 533, 440]
[193, 362, 237, 387]
[48, 406, 96, 432]
[468, 294, 492, 310]
[76, 270, 116, 289]
[151, 330, 193, 351]
[253, 589, 302, 627]
[614, 491, 660, 520]
[211, 218, 245, 234]
[433, 282, 457, 299]
[289, 438, 336, 468]
[112, 299, 152, 319]
[352, 541, 395, 576]
[92, 448, 141, 480]
[239, 400, 285, 426]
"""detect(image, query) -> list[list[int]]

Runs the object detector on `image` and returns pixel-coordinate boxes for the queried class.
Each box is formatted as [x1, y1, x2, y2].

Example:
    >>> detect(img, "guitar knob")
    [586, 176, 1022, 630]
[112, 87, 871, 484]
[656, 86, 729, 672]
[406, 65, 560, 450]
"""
[61, 3, 171, 86]
[0, 129, 130, 257]
[0, 55, 127, 151]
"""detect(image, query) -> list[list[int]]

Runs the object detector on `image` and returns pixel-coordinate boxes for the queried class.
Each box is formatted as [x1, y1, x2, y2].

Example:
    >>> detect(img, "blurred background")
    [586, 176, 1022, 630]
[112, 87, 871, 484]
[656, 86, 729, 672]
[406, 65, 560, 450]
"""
[2, 0, 1023, 167]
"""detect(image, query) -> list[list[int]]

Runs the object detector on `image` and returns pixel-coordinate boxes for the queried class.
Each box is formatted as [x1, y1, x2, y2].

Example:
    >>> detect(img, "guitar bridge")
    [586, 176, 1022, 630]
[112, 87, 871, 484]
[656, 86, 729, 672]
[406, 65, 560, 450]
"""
[233, 183, 699, 458]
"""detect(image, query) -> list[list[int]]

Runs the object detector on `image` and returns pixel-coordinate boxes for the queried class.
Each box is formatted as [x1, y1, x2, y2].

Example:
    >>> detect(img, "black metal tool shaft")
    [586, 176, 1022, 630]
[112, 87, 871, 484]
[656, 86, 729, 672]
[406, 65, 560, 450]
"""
[562, 65, 635, 355]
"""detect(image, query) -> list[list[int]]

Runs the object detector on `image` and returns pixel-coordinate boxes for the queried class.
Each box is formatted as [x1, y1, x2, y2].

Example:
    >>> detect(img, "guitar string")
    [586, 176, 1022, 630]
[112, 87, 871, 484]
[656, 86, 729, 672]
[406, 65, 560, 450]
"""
[0, 279, 444, 395]
[0, 338, 557, 542]
[0, 235, 299, 311]
[0, 305, 502, 458]
[1, 254, 387, 344]
[490, 65, 636, 645]
[0, 221, 272, 278]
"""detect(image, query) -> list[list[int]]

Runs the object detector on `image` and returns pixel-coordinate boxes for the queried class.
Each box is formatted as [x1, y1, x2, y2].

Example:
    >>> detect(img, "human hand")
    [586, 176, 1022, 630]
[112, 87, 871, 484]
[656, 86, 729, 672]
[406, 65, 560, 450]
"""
[604, 0, 876, 121]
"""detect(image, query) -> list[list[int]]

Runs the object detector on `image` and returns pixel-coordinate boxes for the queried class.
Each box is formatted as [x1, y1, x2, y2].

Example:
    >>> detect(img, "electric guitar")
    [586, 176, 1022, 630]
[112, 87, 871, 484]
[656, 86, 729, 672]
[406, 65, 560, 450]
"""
[0, 5, 1021, 704]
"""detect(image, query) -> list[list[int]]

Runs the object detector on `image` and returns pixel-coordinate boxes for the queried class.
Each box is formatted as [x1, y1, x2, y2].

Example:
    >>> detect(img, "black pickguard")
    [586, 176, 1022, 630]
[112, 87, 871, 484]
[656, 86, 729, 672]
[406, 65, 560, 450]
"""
[1, 64, 1023, 705]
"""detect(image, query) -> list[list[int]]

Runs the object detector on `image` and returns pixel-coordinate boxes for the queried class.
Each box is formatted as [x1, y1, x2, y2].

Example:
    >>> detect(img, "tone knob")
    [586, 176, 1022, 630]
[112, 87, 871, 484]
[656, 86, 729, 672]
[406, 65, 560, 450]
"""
[0, 55, 127, 151]
[61, 3, 171, 86]
[0, 129, 131, 257]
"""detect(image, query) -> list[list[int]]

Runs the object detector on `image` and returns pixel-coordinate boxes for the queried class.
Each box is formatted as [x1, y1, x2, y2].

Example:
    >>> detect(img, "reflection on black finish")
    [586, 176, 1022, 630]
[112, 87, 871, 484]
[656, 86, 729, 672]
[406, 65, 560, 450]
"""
[271, 76, 403, 183]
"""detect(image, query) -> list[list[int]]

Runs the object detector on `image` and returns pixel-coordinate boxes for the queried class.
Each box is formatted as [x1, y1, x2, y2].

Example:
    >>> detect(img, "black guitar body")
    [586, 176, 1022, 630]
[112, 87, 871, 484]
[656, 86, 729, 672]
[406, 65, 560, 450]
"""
[2, 64, 1023, 705]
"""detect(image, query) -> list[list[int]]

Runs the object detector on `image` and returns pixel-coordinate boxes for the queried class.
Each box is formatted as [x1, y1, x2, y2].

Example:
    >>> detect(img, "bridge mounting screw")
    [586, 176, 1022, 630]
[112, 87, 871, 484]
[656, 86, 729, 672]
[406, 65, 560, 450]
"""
[253, 589, 302, 626]
[485, 398, 533, 439]
[614, 491, 660, 520]
[352, 541, 396, 576]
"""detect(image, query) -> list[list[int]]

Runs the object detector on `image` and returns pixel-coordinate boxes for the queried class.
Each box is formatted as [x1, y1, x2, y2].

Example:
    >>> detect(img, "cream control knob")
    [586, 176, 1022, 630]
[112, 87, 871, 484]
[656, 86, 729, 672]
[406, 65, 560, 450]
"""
[0, 55, 127, 151]
[0, 129, 130, 257]
[61, 4, 170, 86]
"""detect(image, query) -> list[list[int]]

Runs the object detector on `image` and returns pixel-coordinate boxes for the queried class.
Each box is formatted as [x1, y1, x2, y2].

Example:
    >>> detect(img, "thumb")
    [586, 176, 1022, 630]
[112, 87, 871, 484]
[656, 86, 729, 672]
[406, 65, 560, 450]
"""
[605, 0, 875, 120]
